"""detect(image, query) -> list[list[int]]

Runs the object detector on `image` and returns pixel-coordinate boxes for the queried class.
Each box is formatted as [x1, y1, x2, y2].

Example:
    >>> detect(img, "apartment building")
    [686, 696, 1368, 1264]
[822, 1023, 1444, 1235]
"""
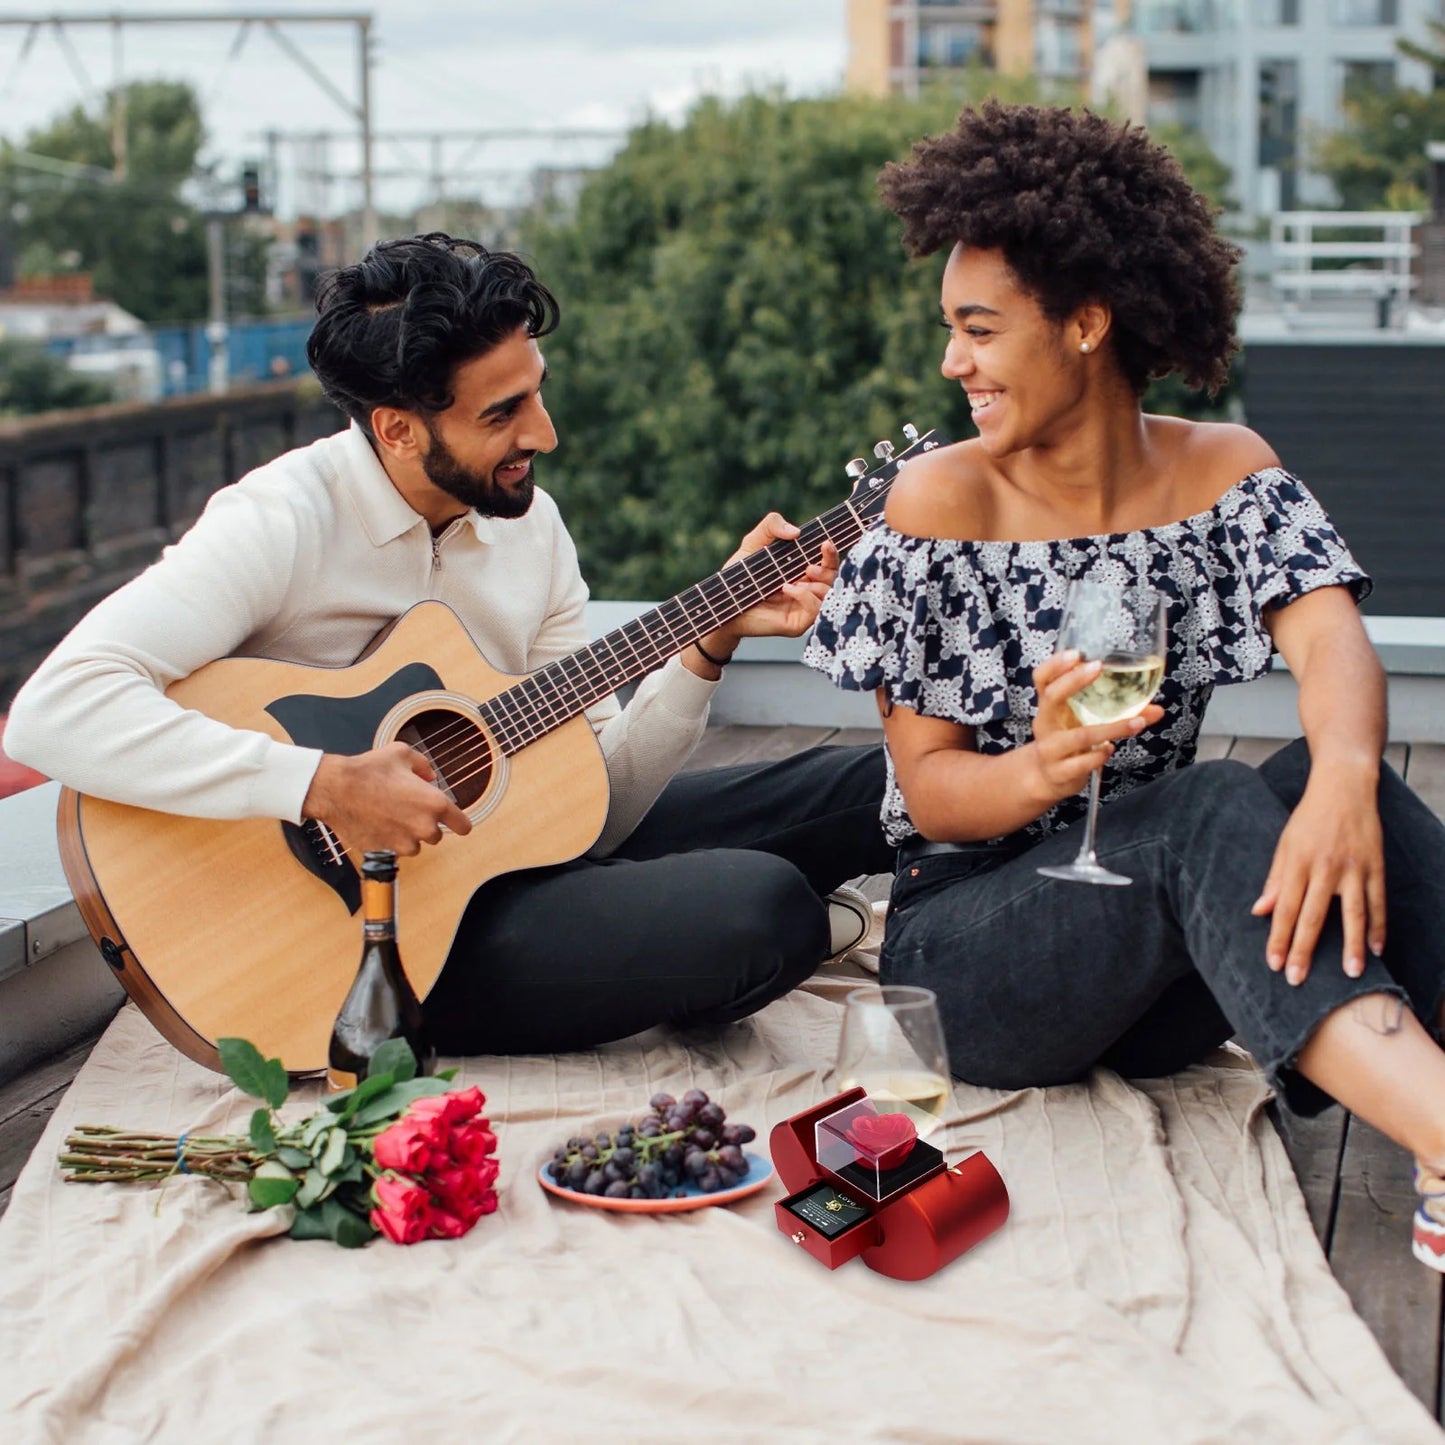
[849, 2, 1444, 218]
[845, 0, 1127, 98]
[1127, 0, 1441, 215]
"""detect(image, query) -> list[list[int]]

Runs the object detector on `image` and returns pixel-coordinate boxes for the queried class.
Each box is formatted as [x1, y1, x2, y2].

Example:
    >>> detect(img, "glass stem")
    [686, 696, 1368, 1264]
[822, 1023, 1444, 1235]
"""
[1074, 766, 1104, 867]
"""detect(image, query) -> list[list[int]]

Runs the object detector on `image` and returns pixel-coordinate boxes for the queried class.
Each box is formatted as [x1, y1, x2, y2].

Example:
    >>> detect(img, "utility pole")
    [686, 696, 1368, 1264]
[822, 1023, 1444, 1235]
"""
[357, 13, 374, 249]
[109, 17, 126, 180]
[205, 214, 228, 394]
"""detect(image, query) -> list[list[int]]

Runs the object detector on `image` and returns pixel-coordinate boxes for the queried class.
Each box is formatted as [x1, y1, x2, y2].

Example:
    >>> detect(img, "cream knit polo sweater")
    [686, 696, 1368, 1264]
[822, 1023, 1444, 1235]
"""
[6, 423, 718, 856]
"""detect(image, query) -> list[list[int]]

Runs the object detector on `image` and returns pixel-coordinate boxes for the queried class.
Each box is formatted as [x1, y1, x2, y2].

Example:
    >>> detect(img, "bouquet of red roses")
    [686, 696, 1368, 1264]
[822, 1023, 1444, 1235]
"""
[58, 1037, 499, 1247]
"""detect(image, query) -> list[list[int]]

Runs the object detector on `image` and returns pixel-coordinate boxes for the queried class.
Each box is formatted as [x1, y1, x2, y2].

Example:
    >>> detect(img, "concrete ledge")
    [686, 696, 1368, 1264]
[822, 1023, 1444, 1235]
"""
[0, 784, 121, 1086]
[0, 783, 91, 985]
[588, 604, 1445, 741]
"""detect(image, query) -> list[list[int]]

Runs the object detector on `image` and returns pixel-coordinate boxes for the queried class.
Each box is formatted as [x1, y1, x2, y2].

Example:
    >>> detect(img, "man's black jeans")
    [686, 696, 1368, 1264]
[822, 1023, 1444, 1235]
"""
[425, 744, 894, 1054]
[882, 739, 1445, 1115]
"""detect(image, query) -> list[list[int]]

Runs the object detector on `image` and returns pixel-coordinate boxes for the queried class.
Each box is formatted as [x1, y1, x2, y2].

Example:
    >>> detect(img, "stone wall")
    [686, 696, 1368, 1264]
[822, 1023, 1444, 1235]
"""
[0, 382, 344, 708]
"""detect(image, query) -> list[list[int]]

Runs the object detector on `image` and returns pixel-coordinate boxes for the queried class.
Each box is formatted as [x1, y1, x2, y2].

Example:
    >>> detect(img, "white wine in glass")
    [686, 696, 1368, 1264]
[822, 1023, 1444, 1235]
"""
[1067, 653, 1165, 727]
[1037, 581, 1167, 888]
[836, 985, 952, 1140]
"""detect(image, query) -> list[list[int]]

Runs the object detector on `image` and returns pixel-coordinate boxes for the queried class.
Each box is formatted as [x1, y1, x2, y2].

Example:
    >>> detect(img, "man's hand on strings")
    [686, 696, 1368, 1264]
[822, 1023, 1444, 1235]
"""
[688, 514, 840, 674]
[302, 742, 472, 858]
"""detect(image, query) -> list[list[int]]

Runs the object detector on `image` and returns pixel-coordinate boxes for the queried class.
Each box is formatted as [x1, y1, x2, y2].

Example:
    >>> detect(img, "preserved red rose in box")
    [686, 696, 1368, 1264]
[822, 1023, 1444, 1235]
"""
[844, 1109, 917, 1170]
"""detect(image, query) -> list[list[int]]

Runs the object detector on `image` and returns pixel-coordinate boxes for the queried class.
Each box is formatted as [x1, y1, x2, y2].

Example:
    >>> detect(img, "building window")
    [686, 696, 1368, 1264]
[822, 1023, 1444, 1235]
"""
[917, 21, 987, 68]
[1258, 0, 1300, 24]
[1339, 58, 1397, 97]
[1147, 69, 1203, 131]
[1132, 1, 1238, 35]
[1332, 0, 1400, 23]
[1036, 17, 1085, 75]
[1258, 58, 1300, 209]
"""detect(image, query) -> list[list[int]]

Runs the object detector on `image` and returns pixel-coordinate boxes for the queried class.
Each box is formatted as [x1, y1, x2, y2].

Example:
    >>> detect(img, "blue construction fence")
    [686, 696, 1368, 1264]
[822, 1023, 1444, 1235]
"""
[49, 315, 314, 398]
[153, 316, 314, 395]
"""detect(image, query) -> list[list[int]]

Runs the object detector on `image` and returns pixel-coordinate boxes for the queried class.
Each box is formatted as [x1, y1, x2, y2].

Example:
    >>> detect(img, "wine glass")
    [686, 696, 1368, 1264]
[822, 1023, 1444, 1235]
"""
[1037, 580, 1167, 888]
[835, 985, 953, 1141]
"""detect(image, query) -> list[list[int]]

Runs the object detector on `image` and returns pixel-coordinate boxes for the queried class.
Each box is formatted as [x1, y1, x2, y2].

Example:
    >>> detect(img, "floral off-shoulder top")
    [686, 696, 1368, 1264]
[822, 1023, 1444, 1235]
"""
[802, 468, 1371, 846]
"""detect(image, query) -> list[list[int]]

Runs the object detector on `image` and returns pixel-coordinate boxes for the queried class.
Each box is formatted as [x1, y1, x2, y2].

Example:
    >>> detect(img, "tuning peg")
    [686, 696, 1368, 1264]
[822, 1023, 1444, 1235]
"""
[844, 457, 868, 481]
[873, 439, 895, 463]
[902, 422, 919, 443]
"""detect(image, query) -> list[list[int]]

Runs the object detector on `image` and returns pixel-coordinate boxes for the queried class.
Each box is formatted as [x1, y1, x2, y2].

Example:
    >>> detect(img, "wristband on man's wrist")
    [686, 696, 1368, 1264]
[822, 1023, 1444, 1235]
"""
[694, 638, 732, 669]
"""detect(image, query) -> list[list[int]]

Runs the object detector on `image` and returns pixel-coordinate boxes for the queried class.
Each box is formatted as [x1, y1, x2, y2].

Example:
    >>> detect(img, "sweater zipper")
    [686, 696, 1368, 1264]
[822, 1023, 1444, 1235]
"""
[430, 518, 463, 583]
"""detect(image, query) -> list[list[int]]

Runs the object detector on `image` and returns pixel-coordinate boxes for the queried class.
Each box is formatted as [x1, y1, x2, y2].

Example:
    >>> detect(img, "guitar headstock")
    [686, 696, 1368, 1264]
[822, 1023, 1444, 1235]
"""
[844, 423, 942, 525]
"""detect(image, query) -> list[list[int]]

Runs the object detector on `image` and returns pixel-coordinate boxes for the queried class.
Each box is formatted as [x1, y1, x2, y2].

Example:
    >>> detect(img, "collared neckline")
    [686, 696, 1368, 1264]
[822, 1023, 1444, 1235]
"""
[336, 421, 500, 547]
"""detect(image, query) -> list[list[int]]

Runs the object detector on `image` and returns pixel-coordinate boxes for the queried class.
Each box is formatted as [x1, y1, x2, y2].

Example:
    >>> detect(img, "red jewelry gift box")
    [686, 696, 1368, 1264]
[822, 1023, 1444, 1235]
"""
[770, 1088, 1009, 1280]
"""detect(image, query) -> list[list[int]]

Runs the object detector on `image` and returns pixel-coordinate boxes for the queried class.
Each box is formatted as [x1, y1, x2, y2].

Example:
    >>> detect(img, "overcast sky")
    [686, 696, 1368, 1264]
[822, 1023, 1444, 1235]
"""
[0, 1, 848, 214]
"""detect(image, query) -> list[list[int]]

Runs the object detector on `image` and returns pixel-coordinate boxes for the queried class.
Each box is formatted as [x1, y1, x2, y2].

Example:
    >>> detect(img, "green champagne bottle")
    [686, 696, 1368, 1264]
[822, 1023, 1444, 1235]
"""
[326, 850, 435, 1090]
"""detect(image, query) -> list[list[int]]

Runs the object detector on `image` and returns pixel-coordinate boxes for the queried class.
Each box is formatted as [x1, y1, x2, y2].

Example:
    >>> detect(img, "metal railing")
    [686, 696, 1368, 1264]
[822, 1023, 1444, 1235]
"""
[1268, 211, 1421, 327]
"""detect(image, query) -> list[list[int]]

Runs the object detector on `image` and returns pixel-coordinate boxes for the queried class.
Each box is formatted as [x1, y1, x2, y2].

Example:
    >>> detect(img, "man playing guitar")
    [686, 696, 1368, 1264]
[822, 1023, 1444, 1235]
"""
[6, 233, 892, 1059]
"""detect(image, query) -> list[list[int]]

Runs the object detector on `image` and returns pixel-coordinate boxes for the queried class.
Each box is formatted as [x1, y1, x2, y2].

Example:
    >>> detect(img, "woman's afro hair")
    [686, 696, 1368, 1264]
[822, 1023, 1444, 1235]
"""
[878, 102, 1241, 395]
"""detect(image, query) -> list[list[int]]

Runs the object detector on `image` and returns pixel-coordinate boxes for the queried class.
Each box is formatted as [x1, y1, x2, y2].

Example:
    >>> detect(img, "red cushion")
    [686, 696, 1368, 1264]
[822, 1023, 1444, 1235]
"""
[0, 716, 47, 799]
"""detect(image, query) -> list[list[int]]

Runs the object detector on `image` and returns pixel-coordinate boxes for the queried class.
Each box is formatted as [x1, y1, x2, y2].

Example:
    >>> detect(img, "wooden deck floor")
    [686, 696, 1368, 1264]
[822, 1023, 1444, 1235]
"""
[2, 725, 1444, 1418]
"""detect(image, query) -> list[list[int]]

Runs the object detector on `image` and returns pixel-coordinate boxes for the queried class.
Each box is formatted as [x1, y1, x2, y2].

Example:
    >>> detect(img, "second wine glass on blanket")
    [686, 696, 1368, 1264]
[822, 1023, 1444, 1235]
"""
[836, 985, 953, 1141]
[1037, 581, 1168, 888]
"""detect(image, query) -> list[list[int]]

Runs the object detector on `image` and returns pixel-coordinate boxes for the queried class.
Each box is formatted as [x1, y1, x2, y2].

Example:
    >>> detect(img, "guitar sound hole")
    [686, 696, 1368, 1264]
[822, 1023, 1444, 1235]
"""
[398, 709, 494, 811]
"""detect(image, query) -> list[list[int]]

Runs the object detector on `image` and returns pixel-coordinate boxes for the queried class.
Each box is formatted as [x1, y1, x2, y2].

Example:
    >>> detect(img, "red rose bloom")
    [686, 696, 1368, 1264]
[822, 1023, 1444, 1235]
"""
[372, 1115, 445, 1173]
[447, 1122, 498, 1165]
[428, 1161, 500, 1225]
[370, 1175, 432, 1245]
[427, 1206, 470, 1239]
[844, 1110, 918, 1170]
[410, 1086, 486, 1127]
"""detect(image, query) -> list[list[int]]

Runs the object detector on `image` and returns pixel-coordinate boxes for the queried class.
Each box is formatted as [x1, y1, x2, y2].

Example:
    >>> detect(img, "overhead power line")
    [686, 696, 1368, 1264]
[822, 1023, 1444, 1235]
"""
[0, 10, 378, 253]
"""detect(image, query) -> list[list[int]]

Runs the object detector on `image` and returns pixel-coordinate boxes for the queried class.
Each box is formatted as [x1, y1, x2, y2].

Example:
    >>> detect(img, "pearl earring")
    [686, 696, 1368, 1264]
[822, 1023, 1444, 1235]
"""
[1080, 342, 1092, 353]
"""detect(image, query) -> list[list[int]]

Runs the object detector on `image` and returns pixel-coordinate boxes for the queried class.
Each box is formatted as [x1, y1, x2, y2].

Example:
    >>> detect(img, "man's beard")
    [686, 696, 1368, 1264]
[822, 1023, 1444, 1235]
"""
[421, 421, 536, 520]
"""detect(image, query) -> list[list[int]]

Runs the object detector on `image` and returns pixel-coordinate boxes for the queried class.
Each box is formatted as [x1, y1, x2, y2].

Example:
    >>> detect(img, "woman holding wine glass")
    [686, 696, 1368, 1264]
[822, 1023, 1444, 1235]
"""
[805, 102, 1445, 1271]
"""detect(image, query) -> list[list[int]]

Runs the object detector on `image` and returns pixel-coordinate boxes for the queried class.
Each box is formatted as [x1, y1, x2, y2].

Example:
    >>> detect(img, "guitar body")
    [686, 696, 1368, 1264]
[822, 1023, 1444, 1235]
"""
[57, 601, 610, 1074]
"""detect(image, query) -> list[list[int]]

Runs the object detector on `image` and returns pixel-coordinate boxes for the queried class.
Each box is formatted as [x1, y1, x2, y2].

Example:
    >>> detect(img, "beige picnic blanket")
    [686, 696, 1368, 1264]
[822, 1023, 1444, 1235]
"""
[0, 939, 1440, 1445]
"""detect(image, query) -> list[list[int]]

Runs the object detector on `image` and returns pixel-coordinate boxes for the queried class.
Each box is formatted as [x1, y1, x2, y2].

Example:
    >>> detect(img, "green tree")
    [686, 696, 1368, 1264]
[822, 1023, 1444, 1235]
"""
[1397, 18, 1445, 78]
[1313, 77, 1445, 213]
[1, 82, 213, 323]
[524, 88, 1234, 598]
[0, 339, 112, 416]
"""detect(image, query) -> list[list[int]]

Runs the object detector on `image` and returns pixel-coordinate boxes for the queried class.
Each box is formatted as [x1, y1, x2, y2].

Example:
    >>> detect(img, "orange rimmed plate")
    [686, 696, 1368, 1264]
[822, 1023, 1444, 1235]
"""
[537, 1150, 774, 1214]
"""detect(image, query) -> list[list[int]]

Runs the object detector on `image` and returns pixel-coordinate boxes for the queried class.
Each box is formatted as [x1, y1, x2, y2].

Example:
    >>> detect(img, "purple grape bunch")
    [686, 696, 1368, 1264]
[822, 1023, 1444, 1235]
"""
[545, 1089, 758, 1201]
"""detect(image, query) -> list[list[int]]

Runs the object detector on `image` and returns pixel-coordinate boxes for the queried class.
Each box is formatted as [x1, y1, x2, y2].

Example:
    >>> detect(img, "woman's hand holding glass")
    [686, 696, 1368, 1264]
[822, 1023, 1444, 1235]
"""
[1034, 582, 1168, 886]
[1028, 650, 1164, 803]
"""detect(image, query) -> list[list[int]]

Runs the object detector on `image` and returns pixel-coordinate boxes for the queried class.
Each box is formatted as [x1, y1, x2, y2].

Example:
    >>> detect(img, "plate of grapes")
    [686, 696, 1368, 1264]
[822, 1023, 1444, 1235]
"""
[539, 1089, 773, 1214]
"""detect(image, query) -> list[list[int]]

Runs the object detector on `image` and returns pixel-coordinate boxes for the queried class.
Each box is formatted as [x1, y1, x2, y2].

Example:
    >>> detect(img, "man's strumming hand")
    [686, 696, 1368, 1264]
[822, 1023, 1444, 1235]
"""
[302, 742, 472, 857]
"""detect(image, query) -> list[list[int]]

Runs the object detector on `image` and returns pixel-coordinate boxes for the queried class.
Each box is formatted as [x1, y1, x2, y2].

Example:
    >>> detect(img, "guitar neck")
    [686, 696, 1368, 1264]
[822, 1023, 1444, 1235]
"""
[476, 427, 937, 757]
[478, 500, 867, 758]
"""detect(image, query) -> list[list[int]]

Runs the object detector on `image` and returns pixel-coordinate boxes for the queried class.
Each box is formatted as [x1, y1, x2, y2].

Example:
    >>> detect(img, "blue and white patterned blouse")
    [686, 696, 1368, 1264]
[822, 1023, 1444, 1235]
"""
[803, 468, 1371, 846]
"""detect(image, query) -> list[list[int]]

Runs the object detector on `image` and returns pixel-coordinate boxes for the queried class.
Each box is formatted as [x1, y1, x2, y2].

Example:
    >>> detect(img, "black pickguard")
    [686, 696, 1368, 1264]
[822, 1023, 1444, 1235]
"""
[267, 662, 445, 914]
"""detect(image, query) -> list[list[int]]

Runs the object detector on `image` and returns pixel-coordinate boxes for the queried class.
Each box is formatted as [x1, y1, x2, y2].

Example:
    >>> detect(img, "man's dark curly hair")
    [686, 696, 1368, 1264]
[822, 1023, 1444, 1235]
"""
[878, 103, 1241, 396]
[306, 233, 560, 434]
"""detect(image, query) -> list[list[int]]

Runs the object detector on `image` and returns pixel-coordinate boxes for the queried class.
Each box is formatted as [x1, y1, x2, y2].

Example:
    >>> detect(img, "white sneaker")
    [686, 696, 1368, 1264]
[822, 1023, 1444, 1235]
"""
[825, 885, 874, 959]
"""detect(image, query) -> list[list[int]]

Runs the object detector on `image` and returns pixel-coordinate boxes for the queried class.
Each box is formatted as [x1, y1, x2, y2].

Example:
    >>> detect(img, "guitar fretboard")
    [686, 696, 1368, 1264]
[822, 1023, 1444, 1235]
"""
[476, 497, 872, 758]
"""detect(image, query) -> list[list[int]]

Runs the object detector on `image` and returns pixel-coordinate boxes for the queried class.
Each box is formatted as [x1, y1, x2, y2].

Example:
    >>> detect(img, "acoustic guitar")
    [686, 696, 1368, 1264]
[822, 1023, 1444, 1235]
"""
[58, 426, 940, 1073]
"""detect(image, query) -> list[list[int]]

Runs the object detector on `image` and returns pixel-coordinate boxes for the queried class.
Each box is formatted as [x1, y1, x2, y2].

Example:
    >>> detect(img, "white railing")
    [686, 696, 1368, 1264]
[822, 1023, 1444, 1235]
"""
[1269, 211, 1421, 327]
